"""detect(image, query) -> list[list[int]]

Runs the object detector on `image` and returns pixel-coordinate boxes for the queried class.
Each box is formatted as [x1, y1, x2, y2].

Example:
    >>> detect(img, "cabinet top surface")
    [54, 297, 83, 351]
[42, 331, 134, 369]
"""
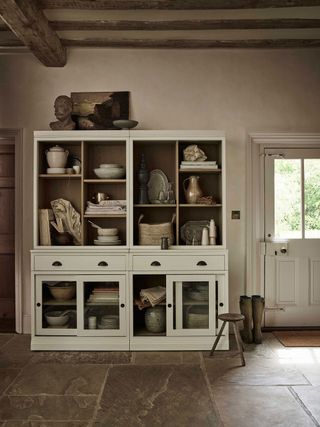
[34, 130, 226, 140]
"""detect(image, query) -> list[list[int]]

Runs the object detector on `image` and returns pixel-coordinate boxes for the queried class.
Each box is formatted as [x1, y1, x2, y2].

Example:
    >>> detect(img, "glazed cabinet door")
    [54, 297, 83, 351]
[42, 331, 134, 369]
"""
[77, 275, 126, 336]
[35, 275, 78, 336]
[166, 274, 216, 336]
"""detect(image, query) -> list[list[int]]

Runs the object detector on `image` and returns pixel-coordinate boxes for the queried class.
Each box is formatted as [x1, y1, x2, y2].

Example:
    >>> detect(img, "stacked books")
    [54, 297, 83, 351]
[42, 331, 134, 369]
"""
[85, 200, 126, 215]
[180, 161, 218, 170]
[87, 287, 119, 303]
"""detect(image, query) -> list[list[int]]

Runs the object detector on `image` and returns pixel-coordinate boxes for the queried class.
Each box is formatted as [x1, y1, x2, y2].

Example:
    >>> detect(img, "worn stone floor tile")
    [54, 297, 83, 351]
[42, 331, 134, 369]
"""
[95, 365, 220, 426]
[204, 355, 308, 386]
[6, 364, 107, 396]
[292, 386, 320, 423]
[2, 422, 89, 427]
[0, 336, 32, 369]
[133, 351, 182, 365]
[181, 352, 201, 364]
[0, 370, 21, 395]
[0, 336, 14, 349]
[30, 351, 132, 365]
[0, 396, 96, 421]
[212, 386, 315, 427]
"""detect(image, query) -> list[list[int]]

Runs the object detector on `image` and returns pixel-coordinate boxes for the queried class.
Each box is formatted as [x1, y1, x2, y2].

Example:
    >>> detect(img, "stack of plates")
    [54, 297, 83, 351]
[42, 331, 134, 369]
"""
[186, 307, 209, 329]
[98, 315, 119, 329]
[94, 234, 121, 246]
[186, 284, 209, 301]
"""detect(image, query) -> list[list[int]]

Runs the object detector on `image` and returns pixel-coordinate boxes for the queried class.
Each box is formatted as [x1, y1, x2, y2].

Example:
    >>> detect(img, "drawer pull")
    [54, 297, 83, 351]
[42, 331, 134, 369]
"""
[197, 261, 207, 266]
[98, 261, 108, 267]
[151, 261, 161, 267]
[52, 261, 62, 267]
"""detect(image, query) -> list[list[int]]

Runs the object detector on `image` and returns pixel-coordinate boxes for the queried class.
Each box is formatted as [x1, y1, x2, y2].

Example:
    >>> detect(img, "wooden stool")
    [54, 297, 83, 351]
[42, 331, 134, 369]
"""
[210, 313, 246, 366]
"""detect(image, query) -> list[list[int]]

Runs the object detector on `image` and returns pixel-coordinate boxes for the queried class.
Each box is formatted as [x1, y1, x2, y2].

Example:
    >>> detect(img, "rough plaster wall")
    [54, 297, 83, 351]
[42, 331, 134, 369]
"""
[0, 48, 320, 333]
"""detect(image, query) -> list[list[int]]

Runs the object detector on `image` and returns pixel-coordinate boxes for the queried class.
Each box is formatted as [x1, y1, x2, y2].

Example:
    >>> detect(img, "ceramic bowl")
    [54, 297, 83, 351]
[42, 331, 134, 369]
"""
[97, 235, 119, 242]
[97, 228, 118, 236]
[48, 283, 76, 300]
[94, 168, 125, 179]
[100, 164, 123, 169]
[113, 120, 138, 129]
[45, 311, 69, 327]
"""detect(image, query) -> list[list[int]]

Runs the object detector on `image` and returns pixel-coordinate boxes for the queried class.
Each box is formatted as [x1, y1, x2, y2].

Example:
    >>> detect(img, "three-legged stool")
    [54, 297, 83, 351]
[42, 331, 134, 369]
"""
[209, 313, 246, 366]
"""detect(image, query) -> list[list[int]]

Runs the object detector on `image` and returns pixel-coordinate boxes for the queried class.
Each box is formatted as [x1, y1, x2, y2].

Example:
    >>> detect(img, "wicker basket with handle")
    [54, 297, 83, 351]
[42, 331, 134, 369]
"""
[138, 213, 176, 246]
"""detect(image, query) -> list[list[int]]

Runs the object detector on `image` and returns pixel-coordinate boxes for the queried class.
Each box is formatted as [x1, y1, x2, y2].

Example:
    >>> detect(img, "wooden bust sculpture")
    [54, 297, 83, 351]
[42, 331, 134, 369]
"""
[50, 95, 76, 130]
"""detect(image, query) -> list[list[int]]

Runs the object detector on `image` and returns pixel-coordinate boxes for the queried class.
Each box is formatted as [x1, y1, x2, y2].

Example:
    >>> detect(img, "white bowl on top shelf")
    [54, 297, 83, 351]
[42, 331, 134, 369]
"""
[94, 167, 125, 179]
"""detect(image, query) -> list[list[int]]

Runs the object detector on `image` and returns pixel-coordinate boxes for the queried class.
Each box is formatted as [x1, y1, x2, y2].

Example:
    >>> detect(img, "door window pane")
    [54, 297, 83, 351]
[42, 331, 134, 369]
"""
[274, 159, 302, 239]
[304, 159, 320, 238]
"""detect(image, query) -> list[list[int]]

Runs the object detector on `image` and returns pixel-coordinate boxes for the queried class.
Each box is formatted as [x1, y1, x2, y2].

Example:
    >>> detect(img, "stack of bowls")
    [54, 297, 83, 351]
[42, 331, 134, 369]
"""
[98, 315, 119, 329]
[94, 164, 125, 179]
[94, 227, 121, 246]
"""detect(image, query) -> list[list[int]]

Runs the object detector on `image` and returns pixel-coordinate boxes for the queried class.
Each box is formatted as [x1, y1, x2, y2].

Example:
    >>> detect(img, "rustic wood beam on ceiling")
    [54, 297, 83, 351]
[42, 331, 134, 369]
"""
[49, 19, 320, 31]
[0, 0, 66, 66]
[39, 0, 320, 10]
[62, 38, 320, 48]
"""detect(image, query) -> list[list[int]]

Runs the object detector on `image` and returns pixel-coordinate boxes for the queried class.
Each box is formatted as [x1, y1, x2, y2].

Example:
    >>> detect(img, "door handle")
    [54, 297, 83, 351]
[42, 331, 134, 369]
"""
[98, 261, 108, 267]
[197, 261, 207, 266]
[151, 261, 161, 267]
[52, 261, 62, 267]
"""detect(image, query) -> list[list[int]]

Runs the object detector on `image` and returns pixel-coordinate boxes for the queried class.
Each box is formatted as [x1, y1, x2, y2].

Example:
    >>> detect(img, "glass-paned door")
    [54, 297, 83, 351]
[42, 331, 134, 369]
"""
[78, 275, 126, 336]
[166, 275, 215, 336]
[264, 148, 320, 327]
[35, 276, 77, 335]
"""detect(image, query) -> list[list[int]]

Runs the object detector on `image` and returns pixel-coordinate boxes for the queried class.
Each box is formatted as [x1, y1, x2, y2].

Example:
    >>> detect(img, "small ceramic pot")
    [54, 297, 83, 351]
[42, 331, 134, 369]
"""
[145, 306, 166, 333]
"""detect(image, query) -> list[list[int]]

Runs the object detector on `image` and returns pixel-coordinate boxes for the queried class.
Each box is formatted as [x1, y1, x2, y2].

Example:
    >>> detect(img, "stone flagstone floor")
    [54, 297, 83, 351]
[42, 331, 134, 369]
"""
[0, 333, 320, 426]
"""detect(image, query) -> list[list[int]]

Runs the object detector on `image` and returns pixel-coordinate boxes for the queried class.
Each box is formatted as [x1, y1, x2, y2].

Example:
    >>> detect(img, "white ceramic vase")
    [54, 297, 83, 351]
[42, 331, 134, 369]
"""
[46, 145, 69, 168]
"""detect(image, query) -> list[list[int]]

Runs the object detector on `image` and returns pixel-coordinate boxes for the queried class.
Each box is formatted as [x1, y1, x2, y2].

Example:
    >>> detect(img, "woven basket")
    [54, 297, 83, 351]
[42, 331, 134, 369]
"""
[138, 214, 176, 246]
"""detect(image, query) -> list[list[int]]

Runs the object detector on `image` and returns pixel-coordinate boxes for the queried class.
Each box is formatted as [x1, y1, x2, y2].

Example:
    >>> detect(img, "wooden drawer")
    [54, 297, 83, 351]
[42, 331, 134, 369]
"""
[34, 255, 126, 271]
[132, 255, 225, 271]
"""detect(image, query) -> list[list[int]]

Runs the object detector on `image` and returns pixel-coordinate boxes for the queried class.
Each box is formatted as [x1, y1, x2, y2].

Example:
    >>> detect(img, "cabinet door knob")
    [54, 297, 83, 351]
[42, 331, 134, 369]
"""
[197, 260, 207, 266]
[120, 303, 125, 308]
[219, 302, 224, 307]
[151, 261, 161, 267]
[52, 261, 62, 267]
[167, 303, 172, 308]
[98, 261, 108, 267]
[36, 302, 41, 307]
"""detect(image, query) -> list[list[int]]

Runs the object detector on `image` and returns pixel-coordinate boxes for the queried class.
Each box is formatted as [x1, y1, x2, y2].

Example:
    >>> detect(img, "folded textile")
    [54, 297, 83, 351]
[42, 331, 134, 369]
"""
[140, 286, 166, 307]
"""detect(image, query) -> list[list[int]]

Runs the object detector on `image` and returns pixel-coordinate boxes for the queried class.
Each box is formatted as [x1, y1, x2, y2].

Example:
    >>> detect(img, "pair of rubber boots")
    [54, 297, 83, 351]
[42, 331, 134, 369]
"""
[239, 295, 265, 344]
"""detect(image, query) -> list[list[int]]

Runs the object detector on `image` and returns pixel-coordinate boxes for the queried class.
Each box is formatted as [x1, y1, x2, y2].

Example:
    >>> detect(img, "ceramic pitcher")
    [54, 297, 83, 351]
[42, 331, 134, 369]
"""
[183, 176, 203, 204]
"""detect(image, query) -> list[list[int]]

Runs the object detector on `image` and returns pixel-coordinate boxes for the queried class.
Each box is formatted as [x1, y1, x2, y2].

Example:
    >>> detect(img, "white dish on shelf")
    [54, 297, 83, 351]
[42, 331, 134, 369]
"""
[97, 235, 119, 242]
[94, 239, 122, 246]
[97, 228, 118, 236]
[47, 168, 66, 174]
[100, 164, 123, 169]
[94, 167, 125, 179]
[147, 169, 169, 203]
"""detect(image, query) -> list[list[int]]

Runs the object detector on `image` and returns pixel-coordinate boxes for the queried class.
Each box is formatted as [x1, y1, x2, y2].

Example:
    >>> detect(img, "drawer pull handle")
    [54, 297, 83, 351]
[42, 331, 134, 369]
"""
[98, 261, 108, 267]
[52, 261, 62, 267]
[151, 261, 161, 267]
[197, 261, 207, 266]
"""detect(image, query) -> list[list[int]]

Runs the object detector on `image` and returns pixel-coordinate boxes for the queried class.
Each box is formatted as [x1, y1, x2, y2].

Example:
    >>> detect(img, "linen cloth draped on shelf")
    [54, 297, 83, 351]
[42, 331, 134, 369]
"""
[135, 286, 166, 310]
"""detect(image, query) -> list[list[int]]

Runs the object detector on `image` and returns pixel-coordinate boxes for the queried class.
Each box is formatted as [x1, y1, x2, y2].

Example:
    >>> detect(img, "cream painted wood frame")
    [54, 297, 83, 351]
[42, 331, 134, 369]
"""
[0, 129, 23, 333]
[246, 133, 320, 303]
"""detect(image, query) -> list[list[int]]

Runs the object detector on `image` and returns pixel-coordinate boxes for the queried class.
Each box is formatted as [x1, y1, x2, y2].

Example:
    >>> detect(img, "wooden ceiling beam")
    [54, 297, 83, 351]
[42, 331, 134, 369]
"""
[49, 18, 320, 31]
[0, 0, 66, 66]
[39, 0, 320, 10]
[63, 38, 320, 48]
